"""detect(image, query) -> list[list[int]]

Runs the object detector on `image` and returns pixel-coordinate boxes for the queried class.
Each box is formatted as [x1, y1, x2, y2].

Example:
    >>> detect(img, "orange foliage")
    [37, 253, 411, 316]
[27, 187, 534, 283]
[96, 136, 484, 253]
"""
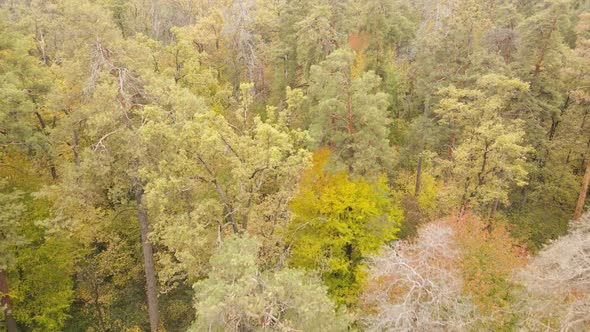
[446, 213, 527, 321]
[348, 32, 370, 52]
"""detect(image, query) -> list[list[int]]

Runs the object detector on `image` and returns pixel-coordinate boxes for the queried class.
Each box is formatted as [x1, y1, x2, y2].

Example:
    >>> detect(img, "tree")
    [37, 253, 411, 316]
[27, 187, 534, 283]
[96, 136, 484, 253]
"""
[0, 17, 55, 179]
[454, 214, 527, 330]
[308, 49, 394, 175]
[518, 212, 590, 330]
[37, 23, 189, 330]
[294, 0, 349, 78]
[352, 0, 415, 111]
[0, 159, 76, 332]
[0, 181, 24, 332]
[139, 83, 311, 286]
[569, 13, 590, 220]
[188, 234, 349, 331]
[435, 74, 532, 222]
[11, 233, 75, 332]
[287, 149, 402, 304]
[513, 0, 571, 210]
[362, 222, 479, 331]
[574, 159, 590, 220]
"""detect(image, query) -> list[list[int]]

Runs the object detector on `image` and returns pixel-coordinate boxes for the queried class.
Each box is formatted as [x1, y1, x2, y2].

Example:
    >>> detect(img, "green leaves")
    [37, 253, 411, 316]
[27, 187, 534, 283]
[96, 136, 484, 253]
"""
[308, 48, 395, 175]
[0, 180, 25, 270]
[2, 0, 590, 330]
[435, 74, 532, 213]
[190, 235, 349, 331]
[141, 85, 312, 286]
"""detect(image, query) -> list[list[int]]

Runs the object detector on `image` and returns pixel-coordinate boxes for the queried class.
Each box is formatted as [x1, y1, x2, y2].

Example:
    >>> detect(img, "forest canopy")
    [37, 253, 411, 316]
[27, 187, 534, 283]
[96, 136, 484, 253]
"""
[1, 0, 589, 331]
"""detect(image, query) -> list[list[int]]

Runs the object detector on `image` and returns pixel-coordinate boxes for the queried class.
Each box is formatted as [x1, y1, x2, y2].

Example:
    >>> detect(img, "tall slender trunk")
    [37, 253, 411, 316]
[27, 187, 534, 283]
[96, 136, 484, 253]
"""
[49, 163, 58, 181]
[444, 132, 456, 184]
[573, 158, 590, 220]
[414, 154, 423, 196]
[34, 111, 58, 180]
[135, 188, 160, 332]
[73, 130, 80, 167]
[532, 17, 558, 79]
[415, 98, 430, 195]
[0, 269, 17, 332]
[487, 198, 499, 232]
[448, 133, 456, 159]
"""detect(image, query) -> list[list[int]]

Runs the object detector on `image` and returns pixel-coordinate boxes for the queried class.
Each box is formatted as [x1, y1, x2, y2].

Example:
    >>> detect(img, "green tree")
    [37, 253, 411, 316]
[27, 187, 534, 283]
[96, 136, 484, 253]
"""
[141, 84, 311, 285]
[295, 1, 342, 77]
[435, 74, 532, 224]
[513, 0, 571, 211]
[189, 235, 349, 331]
[0, 17, 55, 179]
[0, 181, 24, 332]
[308, 49, 394, 175]
[0, 159, 76, 332]
[36, 24, 197, 331]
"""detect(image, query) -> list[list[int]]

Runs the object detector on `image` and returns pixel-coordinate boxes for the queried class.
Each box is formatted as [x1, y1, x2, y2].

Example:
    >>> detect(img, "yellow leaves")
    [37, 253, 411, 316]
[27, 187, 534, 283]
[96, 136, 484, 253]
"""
[288, 149, 402, 304]
[476, 73, 529, 94]
[391, 170, 441, 217]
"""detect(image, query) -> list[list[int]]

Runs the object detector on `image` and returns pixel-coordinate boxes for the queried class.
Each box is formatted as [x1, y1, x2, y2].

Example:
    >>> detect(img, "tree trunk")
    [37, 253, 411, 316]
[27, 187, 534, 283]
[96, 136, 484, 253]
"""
[415, 98, 430, 195]
[444, 133, 456, 184]
[487, 198, 499, 232]
[415, 154, 423, 196]
[135, 188, 160, 332]
[49, 163, 58, 181]
[34, 111, 58, 180]
[573, 158, 590, 220]
[0, 269, 17, 332]
[73, 130, 80, 167]
[489, 198, 499, 221]
[91, 275, 106, 332]
[448, 133, 456, 160]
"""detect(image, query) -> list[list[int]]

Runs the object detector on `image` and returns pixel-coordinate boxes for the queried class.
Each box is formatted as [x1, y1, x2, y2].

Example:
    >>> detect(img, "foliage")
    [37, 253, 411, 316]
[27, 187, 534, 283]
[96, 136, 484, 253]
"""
[435, 74, 532, 215]
[189, 235, 349, 332]
[1, 161, 76, 332]
[308, 49, 395, 175]
[364, 216, 530, 331]
[0, 180, 25, 270]
[12, 236, 76, 332]
[454, 215, 527, 331]
[287, 149, 402, 304]
[141, 84, 312, 286]
[0, 17, 53, 176]
[1, 0, 590, 330]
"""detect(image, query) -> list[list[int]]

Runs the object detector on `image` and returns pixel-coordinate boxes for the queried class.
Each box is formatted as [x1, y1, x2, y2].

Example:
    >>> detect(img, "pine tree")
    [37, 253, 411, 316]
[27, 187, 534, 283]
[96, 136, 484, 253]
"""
[308, 48, 394, 175]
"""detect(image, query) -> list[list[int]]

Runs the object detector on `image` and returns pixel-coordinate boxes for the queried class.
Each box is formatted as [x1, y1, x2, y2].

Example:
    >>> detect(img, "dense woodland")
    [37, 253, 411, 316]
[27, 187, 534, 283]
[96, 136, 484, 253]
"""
[1, 0, 590, 331]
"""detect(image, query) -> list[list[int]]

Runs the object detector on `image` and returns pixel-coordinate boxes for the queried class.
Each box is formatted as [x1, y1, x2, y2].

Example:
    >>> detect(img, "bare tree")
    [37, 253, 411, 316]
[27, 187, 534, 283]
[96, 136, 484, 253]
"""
[362, 222, 479, 331]
[222, 0, 262, 92]
[517, 212, 590, 331]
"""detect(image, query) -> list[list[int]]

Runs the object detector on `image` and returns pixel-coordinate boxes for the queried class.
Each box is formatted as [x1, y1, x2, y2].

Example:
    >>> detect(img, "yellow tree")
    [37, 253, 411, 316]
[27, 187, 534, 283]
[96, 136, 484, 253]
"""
[287, 149, 402, 304]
